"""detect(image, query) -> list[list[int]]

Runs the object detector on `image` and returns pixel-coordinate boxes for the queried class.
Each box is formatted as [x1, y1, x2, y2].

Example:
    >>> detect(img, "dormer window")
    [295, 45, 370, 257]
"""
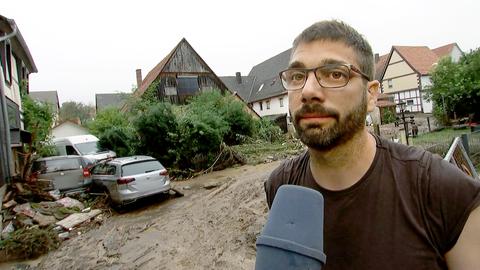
[258, 84, 264, 92]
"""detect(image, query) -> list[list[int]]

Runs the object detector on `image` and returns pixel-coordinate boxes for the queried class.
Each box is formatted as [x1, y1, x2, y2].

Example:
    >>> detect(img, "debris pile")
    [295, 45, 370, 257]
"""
[1, 182, 105, 262]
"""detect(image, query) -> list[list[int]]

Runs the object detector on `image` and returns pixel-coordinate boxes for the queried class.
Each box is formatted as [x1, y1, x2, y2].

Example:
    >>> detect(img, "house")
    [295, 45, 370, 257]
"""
[134, 38, 229, 104]
[378, 43, 463, 114]
[29, 90, 60, 123]
[129, 38, 258, 118]
[220, 49, 291, 131]
[0, 15, 37, 202]
[51, 120, 90, 138]
[95, 92, 130, 112]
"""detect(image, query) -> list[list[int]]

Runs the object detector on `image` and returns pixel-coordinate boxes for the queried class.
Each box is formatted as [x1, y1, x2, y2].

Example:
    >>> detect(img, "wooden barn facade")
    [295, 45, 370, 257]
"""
[134, 38, 228, 104]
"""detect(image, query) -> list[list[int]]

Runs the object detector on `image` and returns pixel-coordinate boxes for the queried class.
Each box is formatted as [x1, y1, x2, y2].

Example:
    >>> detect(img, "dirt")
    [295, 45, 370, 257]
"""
[1, 160, 282, 270]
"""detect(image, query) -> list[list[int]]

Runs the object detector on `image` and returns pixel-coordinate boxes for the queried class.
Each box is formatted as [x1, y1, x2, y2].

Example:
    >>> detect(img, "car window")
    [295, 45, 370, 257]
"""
[66, 145, 79, 155]
[92, 164, 116, 175]
[75, 141, 99, 155]
[34, 158, 82, 173]
[121, 160, 164, 177]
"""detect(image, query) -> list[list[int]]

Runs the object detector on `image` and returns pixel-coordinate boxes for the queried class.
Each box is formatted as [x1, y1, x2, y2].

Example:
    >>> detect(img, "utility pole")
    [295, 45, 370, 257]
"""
[396, 102, 409, 145]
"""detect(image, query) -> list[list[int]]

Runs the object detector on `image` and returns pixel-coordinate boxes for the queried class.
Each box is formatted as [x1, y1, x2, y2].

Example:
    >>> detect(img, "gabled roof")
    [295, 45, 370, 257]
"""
[29, 91, 60, 111]
[134, 38, 227, 97]
[0, 15, 37, 73]
[393, 46, 439, 75]
[95, 93, 131, 112]
[432, 43, 457, 58]
[247, 48, 291, 102]
[374, 54, 389, 81]
[219, 75, 255, 102]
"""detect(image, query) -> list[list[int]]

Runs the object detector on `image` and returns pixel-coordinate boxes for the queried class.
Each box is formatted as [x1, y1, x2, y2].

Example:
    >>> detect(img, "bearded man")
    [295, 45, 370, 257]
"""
[264, 20, 480, 270]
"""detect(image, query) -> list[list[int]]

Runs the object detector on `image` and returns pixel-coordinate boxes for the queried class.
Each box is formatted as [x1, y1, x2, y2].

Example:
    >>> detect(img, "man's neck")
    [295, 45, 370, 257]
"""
[308, 129, 377, 191]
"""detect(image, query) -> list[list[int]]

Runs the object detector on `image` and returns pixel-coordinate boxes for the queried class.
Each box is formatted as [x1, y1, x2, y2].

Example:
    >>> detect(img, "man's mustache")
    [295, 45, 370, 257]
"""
[293, 104, 340, 123]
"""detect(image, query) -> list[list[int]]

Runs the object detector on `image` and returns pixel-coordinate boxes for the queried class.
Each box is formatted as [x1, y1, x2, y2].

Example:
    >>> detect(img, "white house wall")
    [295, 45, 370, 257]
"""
[382, 73, 419, 94]
[253, 94, 289, 117]
[450, 46, 463, 62]
[420, 76, 433, 113]
[4, 56, 22, 110]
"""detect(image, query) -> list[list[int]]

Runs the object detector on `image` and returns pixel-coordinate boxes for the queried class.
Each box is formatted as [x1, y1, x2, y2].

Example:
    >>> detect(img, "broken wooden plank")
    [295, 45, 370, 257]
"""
[56, 209, 102, 230]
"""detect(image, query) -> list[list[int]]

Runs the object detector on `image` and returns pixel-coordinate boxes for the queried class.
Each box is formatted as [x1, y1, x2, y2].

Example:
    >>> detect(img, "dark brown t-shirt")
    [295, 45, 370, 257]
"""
[264, 136, 480, 270]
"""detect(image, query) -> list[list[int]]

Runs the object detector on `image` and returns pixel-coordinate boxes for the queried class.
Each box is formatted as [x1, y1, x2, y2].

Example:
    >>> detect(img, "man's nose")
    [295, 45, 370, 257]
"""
[301, 70, 326, 103]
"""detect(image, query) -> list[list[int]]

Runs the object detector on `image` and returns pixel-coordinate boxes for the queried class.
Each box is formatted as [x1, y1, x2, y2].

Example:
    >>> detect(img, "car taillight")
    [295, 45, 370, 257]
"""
[117, 177, 135, 185]
[159, 169, 168, 176]
[83, 168, 91, 178]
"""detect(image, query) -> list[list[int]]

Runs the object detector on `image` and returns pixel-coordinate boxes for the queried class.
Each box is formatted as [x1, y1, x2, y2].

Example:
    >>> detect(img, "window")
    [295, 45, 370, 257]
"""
[266, 100, 270, 110]
[279, 97, 284, 107]
[176, 76, 199, 95]
[122, 160, 164, 177]
[259, 102, 263, 111]
[406, 99, 414, 106]
[4, 42, 12, 85]
[388, 79, 393, 88]
[66, 145, 79, 155]
[6, 98, 20, 129]
[92, 164, 116, 175]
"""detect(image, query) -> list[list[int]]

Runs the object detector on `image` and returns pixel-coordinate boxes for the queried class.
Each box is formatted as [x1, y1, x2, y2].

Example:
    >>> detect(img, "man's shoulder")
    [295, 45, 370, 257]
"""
[377, 136, 433, 168]
[271, 150, 309, 177]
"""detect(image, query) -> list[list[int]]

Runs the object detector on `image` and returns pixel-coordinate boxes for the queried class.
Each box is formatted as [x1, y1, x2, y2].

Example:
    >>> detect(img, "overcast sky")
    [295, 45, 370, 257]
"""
[3, 0, 479, 106]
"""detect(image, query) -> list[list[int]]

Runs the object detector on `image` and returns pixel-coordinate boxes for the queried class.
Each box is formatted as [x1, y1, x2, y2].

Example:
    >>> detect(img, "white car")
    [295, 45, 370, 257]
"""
[90, 156, 171, 205]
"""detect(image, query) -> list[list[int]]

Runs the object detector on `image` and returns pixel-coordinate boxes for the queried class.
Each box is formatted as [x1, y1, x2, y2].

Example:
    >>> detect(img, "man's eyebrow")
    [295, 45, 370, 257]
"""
[288, 61, 305, 69]
[288, 58, 349, 69]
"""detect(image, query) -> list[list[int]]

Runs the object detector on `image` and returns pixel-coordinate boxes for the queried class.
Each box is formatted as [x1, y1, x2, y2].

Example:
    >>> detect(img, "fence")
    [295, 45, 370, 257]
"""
[415, 130, 480, 170]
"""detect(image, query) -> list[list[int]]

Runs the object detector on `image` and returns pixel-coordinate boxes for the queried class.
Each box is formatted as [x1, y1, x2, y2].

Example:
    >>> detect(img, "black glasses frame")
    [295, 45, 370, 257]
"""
[279, 63, 371, 91]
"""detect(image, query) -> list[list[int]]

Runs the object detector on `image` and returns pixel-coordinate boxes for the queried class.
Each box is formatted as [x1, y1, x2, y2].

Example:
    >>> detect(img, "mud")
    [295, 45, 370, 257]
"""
[3, 161, 281, 270]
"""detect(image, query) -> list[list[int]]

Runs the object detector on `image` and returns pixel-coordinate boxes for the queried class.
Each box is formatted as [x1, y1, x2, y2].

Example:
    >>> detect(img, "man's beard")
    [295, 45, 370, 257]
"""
[292, 93, 368, 151]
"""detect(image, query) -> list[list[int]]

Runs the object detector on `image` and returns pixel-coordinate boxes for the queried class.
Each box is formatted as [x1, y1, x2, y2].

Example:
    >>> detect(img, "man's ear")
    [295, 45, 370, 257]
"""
[366, 80, 380, 113]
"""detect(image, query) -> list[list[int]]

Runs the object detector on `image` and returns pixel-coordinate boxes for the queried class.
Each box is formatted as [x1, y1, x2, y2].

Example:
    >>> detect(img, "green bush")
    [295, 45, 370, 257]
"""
[186, 91, 255, 145]
[134, 102, 179, 166]
[88, 107, 136, 157]
[88, 107, 130, 136]
[98, 126, 136, 157]
[433, 104, 451, 127]
[177, 109, 228, 170]
[381, 109, 396, 124]
[253, 118, 283, 143]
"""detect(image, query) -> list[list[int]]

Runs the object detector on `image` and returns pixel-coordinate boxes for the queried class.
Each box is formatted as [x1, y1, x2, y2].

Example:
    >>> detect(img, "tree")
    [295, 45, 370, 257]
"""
[426, 48, 480, 124]
[58, 101, 95, 125]
[134, 102, 179, 166]
[21, 95, 55, 180]
[88, 107, 135, 157]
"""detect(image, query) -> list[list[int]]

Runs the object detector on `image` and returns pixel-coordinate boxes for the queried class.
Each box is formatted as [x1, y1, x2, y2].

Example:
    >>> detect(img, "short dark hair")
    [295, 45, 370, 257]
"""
[292, 20, 374, 81]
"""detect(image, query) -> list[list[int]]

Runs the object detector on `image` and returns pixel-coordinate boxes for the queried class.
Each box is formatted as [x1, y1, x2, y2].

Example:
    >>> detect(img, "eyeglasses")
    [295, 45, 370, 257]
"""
[279, 63, 371, 91]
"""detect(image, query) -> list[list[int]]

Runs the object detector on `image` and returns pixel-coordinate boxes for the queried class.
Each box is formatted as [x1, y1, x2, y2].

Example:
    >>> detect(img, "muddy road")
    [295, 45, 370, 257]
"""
[13, 161, 281, 270]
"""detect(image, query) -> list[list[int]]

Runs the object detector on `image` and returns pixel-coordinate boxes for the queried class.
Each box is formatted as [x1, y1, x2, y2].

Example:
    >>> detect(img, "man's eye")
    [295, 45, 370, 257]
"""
[330, 71, 346, 80]
[291, 72, 305, 81]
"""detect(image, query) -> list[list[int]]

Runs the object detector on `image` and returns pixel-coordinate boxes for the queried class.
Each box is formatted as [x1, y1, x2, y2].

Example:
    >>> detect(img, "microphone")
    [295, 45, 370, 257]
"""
[255, 185, 326, 269]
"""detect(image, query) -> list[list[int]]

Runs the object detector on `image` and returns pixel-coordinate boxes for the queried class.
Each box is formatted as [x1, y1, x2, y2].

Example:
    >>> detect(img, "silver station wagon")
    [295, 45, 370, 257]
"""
[90, 156, 171, 205]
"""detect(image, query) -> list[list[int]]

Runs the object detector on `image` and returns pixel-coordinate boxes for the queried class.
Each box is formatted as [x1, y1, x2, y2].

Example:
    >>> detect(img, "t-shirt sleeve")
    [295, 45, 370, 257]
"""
[264, 161, 288, 209]
[422, 155, 480, 254]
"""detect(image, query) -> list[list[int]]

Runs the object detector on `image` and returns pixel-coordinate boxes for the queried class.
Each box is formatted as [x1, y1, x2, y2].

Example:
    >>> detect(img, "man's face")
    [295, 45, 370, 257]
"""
[288, 40, 372, 151]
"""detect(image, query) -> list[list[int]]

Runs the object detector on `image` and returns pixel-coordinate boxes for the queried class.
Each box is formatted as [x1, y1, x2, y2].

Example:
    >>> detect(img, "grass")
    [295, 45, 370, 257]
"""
[411, 127, 480, 174]
[411, 127, 471, 146]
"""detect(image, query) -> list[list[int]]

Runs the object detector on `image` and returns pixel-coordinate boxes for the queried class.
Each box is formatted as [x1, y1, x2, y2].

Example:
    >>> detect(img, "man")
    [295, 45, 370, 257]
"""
[264, 20, 480, 269]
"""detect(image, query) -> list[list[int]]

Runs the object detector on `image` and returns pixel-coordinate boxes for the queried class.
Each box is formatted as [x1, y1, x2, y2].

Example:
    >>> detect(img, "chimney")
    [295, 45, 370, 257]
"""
[136, 69, 143, 88]
[374, 53, 379, 63]
[235, 72, 242, 84]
